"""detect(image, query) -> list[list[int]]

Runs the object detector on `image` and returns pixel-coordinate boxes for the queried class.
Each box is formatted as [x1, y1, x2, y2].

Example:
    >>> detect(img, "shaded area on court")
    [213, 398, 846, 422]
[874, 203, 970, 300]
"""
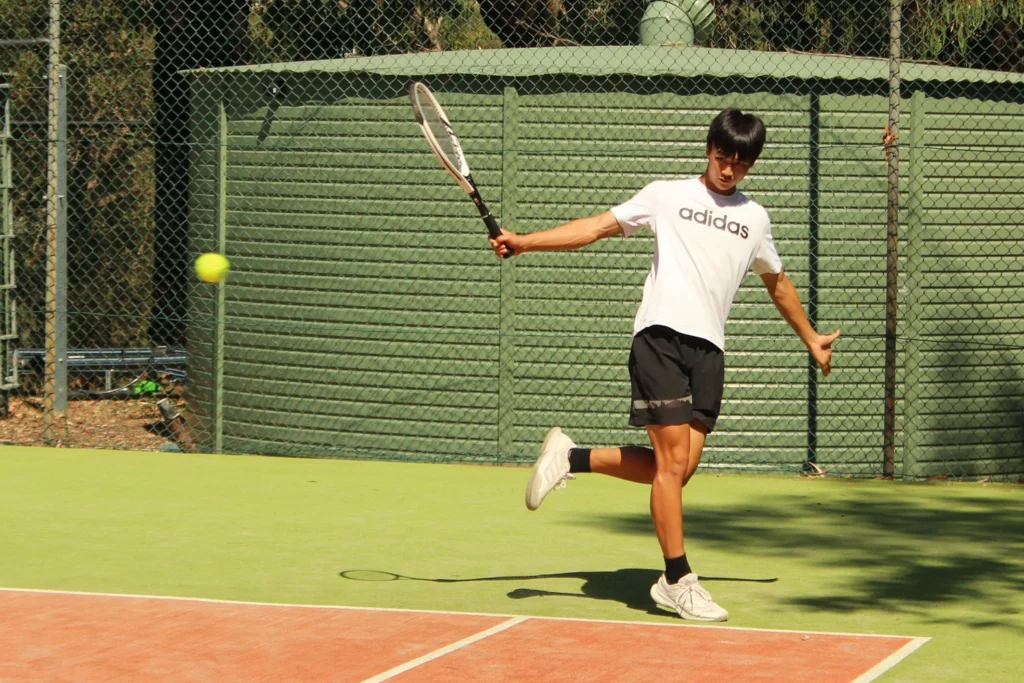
[571, 487, 1024, 633]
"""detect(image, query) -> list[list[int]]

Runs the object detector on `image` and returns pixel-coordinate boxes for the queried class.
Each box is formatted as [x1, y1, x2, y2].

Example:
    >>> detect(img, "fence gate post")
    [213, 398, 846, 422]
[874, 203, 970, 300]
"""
[43, 0, 68, 443]
[0, 75, 15, 417]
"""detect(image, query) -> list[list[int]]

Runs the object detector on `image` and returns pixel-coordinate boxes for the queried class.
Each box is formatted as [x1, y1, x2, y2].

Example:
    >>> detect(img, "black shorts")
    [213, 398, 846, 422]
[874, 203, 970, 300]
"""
[628, 325, 725, 432]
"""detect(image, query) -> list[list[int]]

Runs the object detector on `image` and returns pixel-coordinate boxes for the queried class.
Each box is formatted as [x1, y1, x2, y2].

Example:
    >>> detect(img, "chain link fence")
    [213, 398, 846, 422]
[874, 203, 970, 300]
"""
[1, 1, 1022, 480]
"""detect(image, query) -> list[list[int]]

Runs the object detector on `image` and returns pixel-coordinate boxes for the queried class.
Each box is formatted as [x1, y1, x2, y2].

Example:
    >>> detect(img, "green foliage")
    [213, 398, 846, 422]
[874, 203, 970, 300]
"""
[0, 0, 47, 42]
[903, 0, 1024, 70]
[938, 0, 1024, 51]
[477, 1, 642, 48]
[712, 1, 889, 56]
[710, 0, 1024, 71]
[62, 0, 158, 348]
[2, 1, 157, 349]
[250, 0, 499, 60]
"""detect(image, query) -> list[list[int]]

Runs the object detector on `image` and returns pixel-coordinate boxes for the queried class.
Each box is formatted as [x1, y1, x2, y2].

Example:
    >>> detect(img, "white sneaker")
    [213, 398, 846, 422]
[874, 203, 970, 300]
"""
[650, 573, 729, 622]
[525, 427, 576, 511]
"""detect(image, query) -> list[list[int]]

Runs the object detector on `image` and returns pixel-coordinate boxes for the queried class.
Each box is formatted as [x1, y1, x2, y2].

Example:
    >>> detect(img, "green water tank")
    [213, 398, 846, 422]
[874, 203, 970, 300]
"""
[639, 0, 714, 46]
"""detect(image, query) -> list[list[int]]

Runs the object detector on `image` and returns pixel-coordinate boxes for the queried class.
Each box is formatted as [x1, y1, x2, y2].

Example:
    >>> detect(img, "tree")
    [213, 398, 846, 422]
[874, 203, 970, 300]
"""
[251, 0, 492, 60]
[150, 0, 252, 347]
[711, 0, 890, 56]
[478, 0, 643, 48]
[904, 0, 1024, 71]
[710, 0, 1024, 71]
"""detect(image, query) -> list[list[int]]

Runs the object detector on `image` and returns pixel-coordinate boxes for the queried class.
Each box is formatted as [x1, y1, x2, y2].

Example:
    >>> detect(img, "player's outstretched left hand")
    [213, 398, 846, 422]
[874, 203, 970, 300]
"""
[809, 329, 841, 377]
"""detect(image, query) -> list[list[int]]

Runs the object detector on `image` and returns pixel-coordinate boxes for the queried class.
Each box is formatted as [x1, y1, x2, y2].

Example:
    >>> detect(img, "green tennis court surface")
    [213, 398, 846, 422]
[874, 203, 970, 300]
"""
[1, 446, 1021, 681]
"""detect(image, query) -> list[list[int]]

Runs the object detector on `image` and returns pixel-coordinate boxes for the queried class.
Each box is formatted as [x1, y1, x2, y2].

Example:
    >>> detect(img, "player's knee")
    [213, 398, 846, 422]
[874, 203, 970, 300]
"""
[654, 456, 688, 482]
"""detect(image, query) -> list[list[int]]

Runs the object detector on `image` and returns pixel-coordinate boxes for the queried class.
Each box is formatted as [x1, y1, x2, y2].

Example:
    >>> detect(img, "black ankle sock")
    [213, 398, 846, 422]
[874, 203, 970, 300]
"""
[568, 448, 591, 473]
[664, 554, 692, 584]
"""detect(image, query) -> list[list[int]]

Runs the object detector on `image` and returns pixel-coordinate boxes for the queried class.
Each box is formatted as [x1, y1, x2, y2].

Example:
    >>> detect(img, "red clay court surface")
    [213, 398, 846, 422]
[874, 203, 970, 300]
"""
[0, 588, 928, 682]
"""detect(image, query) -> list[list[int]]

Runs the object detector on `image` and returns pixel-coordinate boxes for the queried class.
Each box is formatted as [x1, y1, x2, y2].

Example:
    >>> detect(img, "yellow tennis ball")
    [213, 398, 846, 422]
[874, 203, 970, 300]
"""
[195, 252, 230, 283]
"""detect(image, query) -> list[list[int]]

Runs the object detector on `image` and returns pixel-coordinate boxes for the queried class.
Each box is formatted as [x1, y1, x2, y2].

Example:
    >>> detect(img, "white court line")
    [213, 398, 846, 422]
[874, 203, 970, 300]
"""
[0, 586, 929, 641]
[852, 637, 931, 683]
[360, 616, 526, 683]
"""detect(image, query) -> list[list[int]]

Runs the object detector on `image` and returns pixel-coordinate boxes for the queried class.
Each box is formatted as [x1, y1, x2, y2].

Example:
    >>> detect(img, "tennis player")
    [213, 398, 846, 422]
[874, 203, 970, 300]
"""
[489, 109, 840, 621]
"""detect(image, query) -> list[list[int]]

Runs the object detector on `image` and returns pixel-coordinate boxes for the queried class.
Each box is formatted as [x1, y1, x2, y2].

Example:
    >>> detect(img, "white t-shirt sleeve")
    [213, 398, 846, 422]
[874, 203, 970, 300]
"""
[751, 217, 784, 275]
[610, 182, 660, 236]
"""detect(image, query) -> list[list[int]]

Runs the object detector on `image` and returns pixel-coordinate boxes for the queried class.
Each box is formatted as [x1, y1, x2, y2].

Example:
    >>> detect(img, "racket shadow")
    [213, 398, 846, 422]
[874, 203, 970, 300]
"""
[339, 568, 777, 616]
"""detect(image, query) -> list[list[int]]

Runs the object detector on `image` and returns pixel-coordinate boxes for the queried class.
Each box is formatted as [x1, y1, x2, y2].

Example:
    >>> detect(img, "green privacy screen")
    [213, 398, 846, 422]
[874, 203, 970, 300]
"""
[185, 46, 1024, 480]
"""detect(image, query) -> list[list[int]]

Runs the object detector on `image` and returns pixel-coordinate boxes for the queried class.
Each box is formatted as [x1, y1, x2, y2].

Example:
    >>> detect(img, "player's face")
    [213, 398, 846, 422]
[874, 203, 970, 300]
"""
[704, 146, 754, 195]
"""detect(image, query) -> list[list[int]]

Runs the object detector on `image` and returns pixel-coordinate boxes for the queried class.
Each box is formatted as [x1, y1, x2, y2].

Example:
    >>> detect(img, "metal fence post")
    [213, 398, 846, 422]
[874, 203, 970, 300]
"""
[43, 0, 67, 443]
[805, 89, 821, 473]
[0, 75, 13, 418]
[498, 85, 519, 464]
[883, 0, 902, 478]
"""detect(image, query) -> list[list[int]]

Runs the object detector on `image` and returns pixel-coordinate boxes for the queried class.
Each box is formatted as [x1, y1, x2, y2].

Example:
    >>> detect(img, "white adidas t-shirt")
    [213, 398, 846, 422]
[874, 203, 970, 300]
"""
[611, 178, 783, 351]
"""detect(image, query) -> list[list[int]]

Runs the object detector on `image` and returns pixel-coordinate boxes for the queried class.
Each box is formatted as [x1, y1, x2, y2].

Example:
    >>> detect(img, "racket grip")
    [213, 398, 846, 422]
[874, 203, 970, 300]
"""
[479, 207, 513, 258]
[470, 187, 513, 258]
[483, 214, 502, 240]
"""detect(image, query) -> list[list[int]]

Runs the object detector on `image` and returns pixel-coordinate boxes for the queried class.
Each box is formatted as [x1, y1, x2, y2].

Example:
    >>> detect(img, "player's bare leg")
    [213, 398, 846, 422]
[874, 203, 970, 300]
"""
[525, 422, 726, 619]
[646, 423, 691, 558]
[683, 421, 708, 485]
[588, 420, 707, 485]
[644, 422, 727, 621]
[588, 445, 656, 483]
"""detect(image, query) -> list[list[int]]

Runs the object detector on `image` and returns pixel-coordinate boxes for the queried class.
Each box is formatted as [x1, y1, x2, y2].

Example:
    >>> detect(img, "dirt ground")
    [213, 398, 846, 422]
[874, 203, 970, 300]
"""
[0, 396, 183, 451]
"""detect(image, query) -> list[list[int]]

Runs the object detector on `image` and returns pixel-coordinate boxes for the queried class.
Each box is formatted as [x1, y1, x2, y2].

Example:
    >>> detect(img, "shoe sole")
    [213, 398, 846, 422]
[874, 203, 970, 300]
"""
[525, 427, 563, 511]
[650, 582, 729, 622]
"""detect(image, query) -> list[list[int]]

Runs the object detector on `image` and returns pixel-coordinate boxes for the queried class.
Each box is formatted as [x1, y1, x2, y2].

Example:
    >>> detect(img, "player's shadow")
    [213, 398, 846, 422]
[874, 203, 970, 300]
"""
[503, 569, 777, 614]
[339, 568, 776, 616]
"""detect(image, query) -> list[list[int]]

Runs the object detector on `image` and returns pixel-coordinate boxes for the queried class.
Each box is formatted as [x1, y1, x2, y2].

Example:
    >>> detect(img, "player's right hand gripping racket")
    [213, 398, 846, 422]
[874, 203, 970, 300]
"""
[408, 81, 512, 257]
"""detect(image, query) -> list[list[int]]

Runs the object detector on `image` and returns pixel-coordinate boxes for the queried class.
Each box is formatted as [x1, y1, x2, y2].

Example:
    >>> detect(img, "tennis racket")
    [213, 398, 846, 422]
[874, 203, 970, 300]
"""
[408, 81, 512, 257]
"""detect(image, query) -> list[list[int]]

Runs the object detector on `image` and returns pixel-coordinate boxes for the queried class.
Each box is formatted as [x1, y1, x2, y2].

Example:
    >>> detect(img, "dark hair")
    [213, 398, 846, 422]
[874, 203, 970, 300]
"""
[706, 109, 766, 163]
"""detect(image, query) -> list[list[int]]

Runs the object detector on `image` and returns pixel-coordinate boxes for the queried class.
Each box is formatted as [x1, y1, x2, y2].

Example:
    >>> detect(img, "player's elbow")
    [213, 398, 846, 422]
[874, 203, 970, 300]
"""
[583, 213, 622, 245]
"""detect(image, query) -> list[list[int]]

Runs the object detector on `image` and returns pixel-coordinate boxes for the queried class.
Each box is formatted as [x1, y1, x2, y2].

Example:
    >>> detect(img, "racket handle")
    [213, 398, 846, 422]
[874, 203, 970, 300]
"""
[472, 192, 513, 258]
[483, 216, 513, 260]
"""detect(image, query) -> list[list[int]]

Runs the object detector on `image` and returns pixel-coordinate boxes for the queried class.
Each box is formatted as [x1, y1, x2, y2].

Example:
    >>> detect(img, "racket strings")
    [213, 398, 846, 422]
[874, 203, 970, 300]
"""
[425, 112, 462, 167]
[412, 85, 466, 171]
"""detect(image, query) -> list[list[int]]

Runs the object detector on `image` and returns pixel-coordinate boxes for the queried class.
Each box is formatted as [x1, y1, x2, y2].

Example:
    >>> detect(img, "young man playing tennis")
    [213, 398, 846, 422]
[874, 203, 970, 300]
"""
[489, 109, 840, 621]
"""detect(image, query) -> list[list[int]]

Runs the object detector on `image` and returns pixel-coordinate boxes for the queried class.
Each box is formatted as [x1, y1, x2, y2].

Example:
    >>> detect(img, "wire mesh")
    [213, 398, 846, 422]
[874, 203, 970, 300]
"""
[1, 1, 1022, 481]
